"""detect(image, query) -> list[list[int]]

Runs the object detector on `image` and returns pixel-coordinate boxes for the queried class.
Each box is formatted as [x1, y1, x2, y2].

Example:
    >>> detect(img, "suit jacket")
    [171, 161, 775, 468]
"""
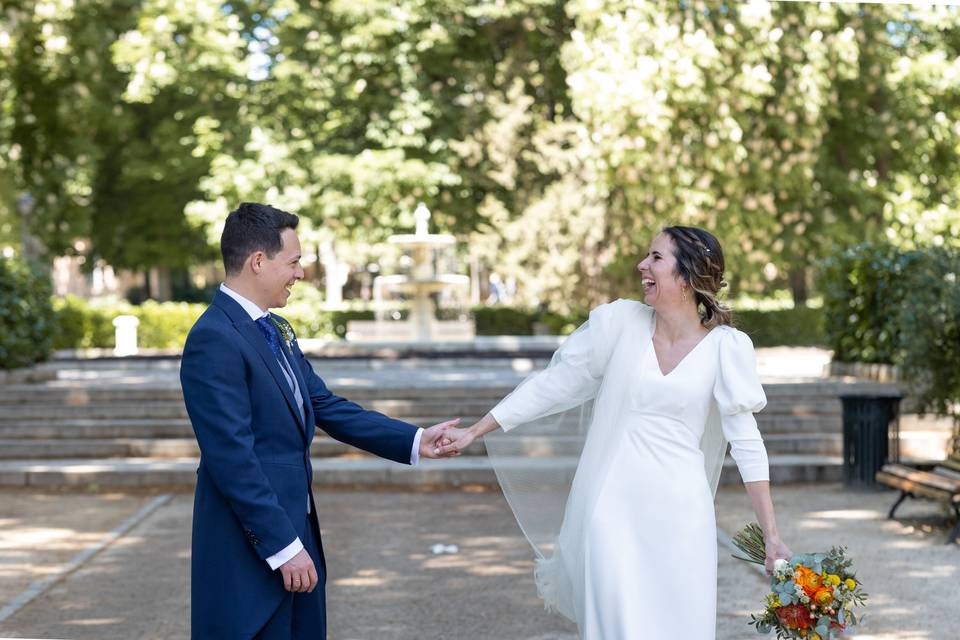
[180, 290, 418, 638]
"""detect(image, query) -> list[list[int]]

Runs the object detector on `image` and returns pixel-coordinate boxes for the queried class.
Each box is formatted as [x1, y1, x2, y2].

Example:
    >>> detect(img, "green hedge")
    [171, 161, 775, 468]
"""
[50, 294, 827, 350]
[891, 246, 960, 419]
[0, 257, 55, 369]
[821, 242, 923, 363]
[50, 294, 376, 349]
[474, 303, 824, 346]
[821, 241, 960, 420]
[51, 296, 114, 349]
[733, 307, 825, 348]
[52, 296, 206, 350]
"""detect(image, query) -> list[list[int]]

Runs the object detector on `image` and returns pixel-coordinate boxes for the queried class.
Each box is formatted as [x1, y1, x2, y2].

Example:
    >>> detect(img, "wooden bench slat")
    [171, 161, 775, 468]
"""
[875, 472, 955, 502]
[878, 464, 960, 492]
[934, 466, 960, 482]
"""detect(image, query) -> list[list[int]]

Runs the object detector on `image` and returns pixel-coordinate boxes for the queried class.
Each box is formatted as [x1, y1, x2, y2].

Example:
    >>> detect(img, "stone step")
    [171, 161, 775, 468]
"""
[0, 436, 493, 460]
[0, 397, 513, 419]
[0, 393, 844, 422]
[0, 385, 853, 403]
[0, 379, 515, 406]
[0, 419, 196, 439]
[0, 416, 498, 439]
[0, 454, 849, 488]
[756, 415, 840, 433]
[2, 428, 943, 461]
[0, 415, 847, 443]
[0, 403, 191, 421]
[0, 437, 379, 459]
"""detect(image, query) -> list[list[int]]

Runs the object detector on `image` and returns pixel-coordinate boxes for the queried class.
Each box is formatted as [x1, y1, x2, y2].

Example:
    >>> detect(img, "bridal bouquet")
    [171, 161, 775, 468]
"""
[732, 523, 868, 639]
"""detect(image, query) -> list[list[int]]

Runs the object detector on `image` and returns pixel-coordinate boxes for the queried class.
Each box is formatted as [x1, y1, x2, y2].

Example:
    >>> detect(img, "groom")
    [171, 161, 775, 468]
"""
[180, 202, 457, 639]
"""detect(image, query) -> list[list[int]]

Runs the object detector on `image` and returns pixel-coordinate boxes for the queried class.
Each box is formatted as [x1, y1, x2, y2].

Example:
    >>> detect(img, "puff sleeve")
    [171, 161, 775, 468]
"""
[490, 299, 630, 432]
[714, 328, 770, 483]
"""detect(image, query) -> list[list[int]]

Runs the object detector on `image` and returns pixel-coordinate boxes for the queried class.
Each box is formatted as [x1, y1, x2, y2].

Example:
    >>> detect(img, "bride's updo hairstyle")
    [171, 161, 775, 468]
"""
[661, 225, 732, 329]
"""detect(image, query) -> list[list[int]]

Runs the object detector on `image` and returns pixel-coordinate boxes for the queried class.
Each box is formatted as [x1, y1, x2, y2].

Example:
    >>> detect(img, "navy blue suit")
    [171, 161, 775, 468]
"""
[181, 290, 418, 639]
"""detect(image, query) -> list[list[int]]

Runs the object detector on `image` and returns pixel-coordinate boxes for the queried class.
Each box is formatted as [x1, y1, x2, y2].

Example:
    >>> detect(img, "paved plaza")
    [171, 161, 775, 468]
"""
[0, 483, 956, 639]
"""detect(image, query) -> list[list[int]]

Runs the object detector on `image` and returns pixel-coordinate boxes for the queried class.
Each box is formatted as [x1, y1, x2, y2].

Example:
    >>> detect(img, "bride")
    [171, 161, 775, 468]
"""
[438, 226, 792, 639]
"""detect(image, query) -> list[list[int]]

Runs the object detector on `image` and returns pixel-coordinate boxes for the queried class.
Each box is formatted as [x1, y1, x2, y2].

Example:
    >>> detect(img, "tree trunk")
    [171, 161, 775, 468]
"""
[788, 267, 808, 307]
[148, 267, 173, 301]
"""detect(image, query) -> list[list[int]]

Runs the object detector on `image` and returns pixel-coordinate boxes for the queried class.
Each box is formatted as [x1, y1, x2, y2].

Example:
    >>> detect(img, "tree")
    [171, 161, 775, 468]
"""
[550, 0, 960, 306]
[1, 0, 239, 293]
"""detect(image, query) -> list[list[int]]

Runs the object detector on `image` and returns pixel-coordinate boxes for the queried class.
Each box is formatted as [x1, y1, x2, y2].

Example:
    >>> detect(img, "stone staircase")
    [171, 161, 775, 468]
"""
[0, 358, 951, 489]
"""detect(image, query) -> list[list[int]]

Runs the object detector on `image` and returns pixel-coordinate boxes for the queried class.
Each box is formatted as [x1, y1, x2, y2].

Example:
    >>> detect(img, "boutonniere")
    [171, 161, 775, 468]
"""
[269, 316, 295, 352]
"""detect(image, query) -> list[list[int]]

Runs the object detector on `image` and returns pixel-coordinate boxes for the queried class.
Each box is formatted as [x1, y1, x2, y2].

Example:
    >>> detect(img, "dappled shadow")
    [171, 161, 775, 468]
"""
[716, 483, 958, 638]
[0, 494, 191, 640]
[321, 491, 577, 640]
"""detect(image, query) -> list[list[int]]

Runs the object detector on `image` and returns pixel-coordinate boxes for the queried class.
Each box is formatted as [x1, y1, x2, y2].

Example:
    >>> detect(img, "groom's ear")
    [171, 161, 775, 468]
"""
[248, 250, 266, 275]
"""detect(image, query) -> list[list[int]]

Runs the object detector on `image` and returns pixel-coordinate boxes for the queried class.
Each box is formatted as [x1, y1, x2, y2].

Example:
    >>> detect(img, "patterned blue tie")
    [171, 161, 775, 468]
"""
[255, 315, 305, 425]
[255, 315, 287, 363]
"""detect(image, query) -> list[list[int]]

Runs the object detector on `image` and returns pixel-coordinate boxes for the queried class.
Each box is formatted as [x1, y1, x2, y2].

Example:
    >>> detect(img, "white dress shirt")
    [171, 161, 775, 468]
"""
[218, 284, 423, 569]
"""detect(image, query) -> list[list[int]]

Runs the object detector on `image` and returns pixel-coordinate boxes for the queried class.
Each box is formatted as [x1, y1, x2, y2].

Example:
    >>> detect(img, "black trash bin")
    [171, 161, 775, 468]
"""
[839, 393, 903, 488]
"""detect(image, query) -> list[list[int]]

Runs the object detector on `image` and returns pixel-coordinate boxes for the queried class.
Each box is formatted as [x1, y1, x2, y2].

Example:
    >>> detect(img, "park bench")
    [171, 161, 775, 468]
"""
[876, 439, 960, 543]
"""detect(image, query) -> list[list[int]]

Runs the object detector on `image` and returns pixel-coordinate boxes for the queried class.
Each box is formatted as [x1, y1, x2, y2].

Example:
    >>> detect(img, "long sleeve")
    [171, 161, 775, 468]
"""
[714, 328, 770, 483]
[491, 299, 627, 432]
[289, 338, 419, 465]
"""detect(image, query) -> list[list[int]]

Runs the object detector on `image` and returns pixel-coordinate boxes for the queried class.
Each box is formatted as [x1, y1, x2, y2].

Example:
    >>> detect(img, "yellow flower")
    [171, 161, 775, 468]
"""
[810, 634, 822, 640]
[813, 586, 834, 607]
[827, 574, 841, 586]
[844, 578, 857, 590]
[766, 594, 782, 609]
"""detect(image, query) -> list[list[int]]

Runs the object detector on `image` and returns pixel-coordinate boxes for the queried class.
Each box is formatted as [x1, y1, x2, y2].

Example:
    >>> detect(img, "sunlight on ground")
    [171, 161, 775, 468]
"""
[808, 509, 882, 520]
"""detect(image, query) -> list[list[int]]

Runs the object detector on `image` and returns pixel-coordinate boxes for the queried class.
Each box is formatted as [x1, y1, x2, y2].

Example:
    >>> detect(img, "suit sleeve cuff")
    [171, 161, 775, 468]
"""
[266, 537, 304, 570]
[410, 428, 423, 465]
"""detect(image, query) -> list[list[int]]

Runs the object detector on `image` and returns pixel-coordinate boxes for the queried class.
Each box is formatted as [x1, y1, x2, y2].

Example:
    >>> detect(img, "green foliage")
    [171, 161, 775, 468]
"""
[0, 256, 54, 368]
[474, 303, 819, 346]
[548, 1, 960, 306]
[1, 0, 237, 269]
[50, 295, 115, 349]
[734, 307, 826, 348]
[896, 247, 960, 421]
[49, 283, 376, 348]
[133, 301, 206, 348]
[6, 1, 960, 313]
[473, 306, 539, 336]
[821, 241, 960, 422]
[52, 296, 205, 350]
[820, 243, 922, 363]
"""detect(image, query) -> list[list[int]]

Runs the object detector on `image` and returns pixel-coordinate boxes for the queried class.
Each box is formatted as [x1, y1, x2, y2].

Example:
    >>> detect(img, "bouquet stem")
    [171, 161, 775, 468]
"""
[731, 522, 767, 565]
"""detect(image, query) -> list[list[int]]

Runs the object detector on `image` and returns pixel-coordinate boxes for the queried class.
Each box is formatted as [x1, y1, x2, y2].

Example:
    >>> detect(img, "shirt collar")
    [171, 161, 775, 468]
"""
[220, 283, 269, 321]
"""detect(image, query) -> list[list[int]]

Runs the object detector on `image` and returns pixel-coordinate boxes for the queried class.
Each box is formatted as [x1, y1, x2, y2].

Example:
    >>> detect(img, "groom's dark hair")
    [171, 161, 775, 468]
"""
[221, 203, 299, 275]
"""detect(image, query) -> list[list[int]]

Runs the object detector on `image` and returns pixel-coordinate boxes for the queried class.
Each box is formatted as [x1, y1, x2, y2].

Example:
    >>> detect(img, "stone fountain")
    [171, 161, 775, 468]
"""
[347, 203, 473, 342]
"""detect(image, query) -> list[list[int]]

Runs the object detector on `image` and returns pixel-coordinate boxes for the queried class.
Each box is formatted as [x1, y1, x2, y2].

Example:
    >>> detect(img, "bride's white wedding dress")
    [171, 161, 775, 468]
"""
[487, 300, 769, 640]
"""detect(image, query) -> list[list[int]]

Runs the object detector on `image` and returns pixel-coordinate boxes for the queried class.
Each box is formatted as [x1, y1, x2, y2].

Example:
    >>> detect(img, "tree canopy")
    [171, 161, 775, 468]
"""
[3, 0, 960, 307]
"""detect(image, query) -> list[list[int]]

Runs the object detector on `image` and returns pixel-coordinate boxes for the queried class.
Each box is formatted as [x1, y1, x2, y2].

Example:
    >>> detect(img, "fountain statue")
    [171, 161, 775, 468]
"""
[347, 203, 473, 342]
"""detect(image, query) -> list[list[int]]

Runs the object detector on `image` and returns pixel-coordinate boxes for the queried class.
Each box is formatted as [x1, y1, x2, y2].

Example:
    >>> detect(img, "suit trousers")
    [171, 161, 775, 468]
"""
[255, 514, 327, 640]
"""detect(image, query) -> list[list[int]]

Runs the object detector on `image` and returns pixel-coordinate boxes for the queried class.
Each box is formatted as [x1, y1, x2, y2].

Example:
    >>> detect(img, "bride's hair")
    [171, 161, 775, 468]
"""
[660, 225, 732, 329]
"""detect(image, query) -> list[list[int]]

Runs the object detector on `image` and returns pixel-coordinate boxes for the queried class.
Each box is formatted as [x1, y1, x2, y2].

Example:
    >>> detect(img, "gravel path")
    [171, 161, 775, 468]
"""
[0, 483, 955, 639]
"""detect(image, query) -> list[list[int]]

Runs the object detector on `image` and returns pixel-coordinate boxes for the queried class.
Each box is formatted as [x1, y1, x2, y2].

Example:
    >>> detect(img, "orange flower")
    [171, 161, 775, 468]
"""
[775, 603, 813, 630]
[793, 565, 822, 597]
[813, 585, 834, 607]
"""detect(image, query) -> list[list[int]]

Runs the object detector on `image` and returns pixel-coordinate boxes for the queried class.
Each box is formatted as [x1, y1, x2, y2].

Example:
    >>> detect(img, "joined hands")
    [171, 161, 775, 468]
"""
[419, 418, 465, 459]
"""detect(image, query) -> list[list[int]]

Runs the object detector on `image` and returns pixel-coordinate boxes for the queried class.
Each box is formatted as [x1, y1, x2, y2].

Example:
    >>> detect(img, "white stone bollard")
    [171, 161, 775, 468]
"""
[113, 315, 140, 356]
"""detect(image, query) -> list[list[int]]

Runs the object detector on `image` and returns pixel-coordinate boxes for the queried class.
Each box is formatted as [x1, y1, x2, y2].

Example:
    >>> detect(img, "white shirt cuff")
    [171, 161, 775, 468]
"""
[410, 428, 423, 465]
[266, 537, 304, 570]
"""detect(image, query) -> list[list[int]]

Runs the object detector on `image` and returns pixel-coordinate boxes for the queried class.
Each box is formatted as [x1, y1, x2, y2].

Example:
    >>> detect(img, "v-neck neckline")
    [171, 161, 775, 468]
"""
[649, 314, 717, 378]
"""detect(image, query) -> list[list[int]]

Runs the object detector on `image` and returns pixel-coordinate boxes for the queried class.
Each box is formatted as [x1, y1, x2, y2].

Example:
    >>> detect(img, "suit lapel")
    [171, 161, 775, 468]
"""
[287, 345, 313, 434]
[213, 291, 307, 432]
